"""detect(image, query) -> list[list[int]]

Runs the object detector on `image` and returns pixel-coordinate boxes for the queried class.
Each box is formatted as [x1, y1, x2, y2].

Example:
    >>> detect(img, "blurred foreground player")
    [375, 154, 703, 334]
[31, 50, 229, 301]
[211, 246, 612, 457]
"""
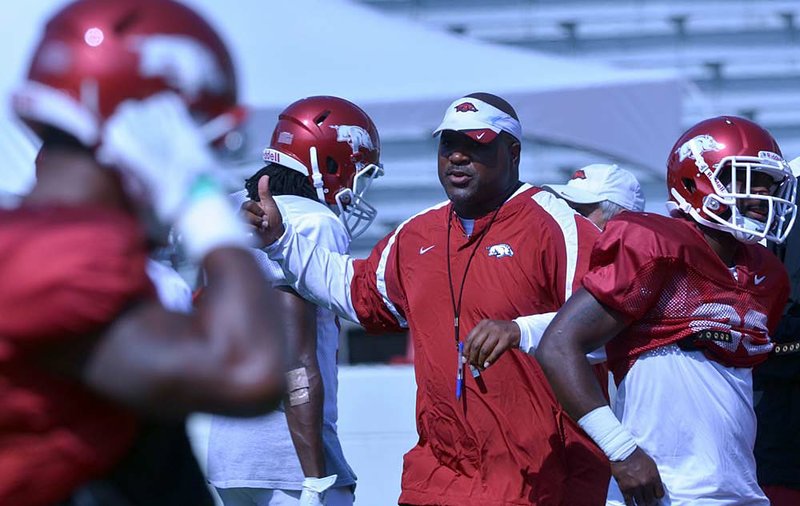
[3, 1, 288, 504]
[537, 116, 797, 505]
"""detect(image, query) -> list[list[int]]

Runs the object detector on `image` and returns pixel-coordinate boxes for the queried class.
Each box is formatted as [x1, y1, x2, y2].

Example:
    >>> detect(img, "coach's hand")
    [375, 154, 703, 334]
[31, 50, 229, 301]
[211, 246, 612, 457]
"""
[240, 175, 285, 248]
[611, 447, 665, 506]
[463, 319, 521, 370]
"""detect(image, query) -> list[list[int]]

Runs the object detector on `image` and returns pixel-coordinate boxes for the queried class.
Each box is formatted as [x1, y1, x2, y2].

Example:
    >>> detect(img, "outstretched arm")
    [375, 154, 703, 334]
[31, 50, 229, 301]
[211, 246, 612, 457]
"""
[240, 176, 360, 323]
[535, 288, 664, 506]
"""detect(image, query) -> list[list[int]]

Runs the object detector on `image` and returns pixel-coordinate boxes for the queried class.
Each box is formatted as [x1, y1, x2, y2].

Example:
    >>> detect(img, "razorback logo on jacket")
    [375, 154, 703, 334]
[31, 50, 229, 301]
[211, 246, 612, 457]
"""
[487, 243, 514, 258]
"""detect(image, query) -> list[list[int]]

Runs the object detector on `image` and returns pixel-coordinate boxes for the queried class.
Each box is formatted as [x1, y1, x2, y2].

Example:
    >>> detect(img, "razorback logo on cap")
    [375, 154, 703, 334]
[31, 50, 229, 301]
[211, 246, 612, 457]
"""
[455, 102, 479, 113]
[571, 170, 587, 180]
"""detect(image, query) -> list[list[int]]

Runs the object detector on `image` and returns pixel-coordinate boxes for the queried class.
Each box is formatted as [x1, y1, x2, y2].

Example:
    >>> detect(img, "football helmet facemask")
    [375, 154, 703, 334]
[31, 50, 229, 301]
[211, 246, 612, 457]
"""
[666, 116, 797, 244]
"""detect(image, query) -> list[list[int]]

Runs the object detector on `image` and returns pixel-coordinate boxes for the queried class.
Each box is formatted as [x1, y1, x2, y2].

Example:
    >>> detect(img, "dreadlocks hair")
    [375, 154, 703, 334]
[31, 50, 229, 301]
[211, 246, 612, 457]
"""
[244, 163, 319, 202]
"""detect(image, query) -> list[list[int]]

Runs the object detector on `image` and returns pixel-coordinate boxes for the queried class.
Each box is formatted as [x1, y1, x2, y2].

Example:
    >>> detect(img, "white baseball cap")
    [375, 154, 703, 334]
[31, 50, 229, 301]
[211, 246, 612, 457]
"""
[433, 96, 522, 144]
[543, 164, 646, 212]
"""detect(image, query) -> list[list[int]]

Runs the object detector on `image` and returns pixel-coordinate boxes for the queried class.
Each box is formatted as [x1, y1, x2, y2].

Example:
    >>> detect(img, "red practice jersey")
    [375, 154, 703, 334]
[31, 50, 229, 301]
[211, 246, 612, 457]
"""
[582, 212, 789, 384]
[0, 206, 152, 505]
[351, 185, 608, 506]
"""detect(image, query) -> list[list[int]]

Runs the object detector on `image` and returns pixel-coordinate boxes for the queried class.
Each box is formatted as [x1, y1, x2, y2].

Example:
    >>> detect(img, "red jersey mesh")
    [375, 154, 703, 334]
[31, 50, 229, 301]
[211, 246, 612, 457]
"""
[584, 213, 787, 383]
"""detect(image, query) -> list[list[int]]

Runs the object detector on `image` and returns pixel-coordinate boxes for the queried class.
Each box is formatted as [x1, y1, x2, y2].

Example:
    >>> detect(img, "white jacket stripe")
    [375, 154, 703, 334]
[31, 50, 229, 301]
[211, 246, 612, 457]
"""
[375, 200, 450, 328]
[531, 191, 580, 301]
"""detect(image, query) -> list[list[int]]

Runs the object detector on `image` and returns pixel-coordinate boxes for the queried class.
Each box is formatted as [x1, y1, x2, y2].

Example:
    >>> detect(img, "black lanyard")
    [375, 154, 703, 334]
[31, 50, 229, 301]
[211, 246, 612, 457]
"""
[446, 206, 501, 398]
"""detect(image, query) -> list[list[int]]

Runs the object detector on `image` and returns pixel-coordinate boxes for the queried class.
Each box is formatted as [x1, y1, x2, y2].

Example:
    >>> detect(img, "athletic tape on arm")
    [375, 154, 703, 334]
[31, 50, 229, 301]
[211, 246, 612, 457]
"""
[287, 367, 311, 406]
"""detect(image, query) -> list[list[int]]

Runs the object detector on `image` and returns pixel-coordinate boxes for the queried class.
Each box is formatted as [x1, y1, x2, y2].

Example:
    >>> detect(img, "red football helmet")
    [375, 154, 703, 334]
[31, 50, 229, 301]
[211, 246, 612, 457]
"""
[666, 116, 797, 244]
[262, 96, 383, 238]
[12, 0, 240, 147]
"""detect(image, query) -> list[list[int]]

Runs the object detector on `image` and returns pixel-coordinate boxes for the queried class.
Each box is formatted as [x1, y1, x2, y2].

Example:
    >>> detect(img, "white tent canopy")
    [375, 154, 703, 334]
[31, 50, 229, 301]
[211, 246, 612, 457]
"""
[184, 0, 683, 172]
[0, 0, 682, 196]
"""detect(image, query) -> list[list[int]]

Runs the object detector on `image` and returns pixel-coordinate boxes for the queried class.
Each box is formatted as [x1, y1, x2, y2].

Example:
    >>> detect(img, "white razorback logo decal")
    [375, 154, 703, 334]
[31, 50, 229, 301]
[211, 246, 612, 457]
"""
[676, 135, 726, 162]
[330, 125, 374, 154]
[758, 150, 782, 162]
[131, 35, 228, 100]
[487, 243, 514, 258]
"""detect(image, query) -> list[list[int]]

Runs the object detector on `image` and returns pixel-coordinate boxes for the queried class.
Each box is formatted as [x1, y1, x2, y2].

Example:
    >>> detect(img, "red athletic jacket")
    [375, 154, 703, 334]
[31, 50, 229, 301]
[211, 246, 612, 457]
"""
[351, 185, 609, 505]
[0, 206, 151, 505]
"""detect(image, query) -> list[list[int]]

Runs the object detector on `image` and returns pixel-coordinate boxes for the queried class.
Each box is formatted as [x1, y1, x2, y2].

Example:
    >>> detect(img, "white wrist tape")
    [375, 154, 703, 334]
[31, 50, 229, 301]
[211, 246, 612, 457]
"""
[175, 177, 251, 261]
[577, 405, 637, 461]
[302, 474, 337, 492]
[300, 474, 338, 506]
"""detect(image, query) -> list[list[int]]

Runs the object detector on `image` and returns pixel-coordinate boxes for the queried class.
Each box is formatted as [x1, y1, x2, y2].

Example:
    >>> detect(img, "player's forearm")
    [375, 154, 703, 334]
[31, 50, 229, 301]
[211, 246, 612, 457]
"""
[534, 289, 624, 419]
[279, 290, 327, 477]
[537, 323, 638, 464]
[285, 363, 326, 478]
[189, 247, 288, 411]
[202, 247, 286, 348]
[84, 286, 288, 417]
[536, 336, 609, 419]
[265, 222, 359, 322]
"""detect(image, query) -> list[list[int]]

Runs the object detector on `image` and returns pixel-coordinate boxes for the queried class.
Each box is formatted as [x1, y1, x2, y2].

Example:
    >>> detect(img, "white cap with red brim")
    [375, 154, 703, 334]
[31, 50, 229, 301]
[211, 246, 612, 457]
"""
[432, 97, 522, 144]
